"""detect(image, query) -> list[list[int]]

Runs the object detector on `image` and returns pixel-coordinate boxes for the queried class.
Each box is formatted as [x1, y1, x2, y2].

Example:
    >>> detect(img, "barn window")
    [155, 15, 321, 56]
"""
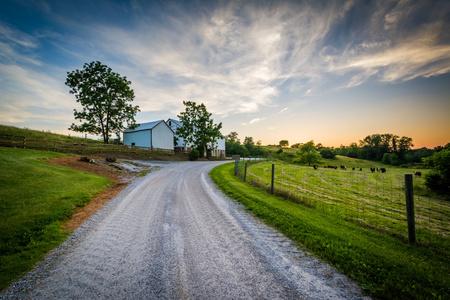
[131, 143, 135, 146]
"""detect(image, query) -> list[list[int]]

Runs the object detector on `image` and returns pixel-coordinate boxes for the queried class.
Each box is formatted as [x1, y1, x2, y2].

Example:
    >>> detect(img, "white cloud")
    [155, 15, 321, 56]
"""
[0, 64, 74, 126]
[79, 1, 351, 117]
[278, 108, 289, 114]
[331, 23, 450, 85]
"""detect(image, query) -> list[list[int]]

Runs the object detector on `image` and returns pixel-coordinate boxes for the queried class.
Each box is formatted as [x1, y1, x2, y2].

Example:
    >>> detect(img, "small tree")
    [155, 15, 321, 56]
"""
[243, 136, 255, 153]
[176, 101, 222, 157]
[279, 140, 289, 147]
[66, 61, 140, 144]
[294, 140, 322, 165]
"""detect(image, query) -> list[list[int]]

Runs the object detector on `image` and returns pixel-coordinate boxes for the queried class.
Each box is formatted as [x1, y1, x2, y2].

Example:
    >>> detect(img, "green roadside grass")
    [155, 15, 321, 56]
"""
[0, 147, 113, 291]
[210, 162, 449, 300]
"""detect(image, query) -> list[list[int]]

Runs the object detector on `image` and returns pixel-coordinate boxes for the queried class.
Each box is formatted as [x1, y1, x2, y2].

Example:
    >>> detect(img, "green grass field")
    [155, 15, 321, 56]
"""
[0, 147, 113, 291]
[211, 160, 450, 299]
[239, 157, 449, 250]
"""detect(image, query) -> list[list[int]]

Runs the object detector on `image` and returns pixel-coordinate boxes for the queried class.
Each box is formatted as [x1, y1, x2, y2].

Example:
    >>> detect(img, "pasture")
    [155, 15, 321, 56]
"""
[239, 156, 449, 251]
[212, 161, 450, 299]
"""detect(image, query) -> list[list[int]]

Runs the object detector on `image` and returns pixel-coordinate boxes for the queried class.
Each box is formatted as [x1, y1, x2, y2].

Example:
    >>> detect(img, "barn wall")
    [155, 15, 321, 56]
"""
[152, 122, 174, 150]
[123, 130, 151, 147]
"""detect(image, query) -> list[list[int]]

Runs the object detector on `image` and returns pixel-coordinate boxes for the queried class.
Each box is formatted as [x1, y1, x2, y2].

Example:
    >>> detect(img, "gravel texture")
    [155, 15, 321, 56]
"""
[1, 161, 370, 300]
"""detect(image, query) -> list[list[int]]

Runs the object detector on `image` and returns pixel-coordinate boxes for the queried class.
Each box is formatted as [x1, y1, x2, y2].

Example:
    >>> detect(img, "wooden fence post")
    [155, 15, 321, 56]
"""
[22, 137, 26, 149]
[244, 162, 248, 182]
[405, 174, 416, 244]
[271, 163, 275, 195]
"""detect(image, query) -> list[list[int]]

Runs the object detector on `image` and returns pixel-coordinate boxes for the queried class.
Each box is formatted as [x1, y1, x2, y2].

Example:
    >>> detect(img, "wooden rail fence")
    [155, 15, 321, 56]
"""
[0, 134, 174, 155]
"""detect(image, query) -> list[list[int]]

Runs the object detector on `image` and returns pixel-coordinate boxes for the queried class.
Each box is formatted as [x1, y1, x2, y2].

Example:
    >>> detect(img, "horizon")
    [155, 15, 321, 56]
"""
[0, 122, 443, 151]
[1, 0, 449, 149]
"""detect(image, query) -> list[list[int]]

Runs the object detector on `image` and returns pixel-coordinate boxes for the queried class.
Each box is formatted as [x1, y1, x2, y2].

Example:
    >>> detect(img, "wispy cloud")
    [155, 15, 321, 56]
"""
[88, 0, 449, 116]
[278, 108, 289, 114]
[0, 64, 73, 125]
[81, 1, 350, 116]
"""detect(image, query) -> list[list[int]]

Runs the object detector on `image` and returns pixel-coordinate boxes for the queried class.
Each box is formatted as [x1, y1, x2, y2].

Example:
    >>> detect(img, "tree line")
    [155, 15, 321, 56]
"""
[225, 132, 267, 158]
[277, 135, 449, 195]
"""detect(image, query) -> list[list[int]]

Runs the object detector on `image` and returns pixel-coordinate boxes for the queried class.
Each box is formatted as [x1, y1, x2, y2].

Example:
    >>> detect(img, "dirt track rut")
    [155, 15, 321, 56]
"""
[1, 161, 368, 299]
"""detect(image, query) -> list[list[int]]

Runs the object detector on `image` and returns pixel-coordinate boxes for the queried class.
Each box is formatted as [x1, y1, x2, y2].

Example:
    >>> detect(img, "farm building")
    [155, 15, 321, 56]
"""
[167, 118, 193, 153]
[123, 120, 174, 151]
[167, 118, 226, 158]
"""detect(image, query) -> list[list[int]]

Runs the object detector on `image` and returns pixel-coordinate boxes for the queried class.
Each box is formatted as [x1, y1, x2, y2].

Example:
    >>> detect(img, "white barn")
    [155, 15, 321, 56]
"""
[123, 120, 174, 151]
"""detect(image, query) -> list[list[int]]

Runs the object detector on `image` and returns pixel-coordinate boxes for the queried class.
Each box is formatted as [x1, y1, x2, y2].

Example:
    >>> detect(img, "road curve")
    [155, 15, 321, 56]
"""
[1, 161, 368, 300]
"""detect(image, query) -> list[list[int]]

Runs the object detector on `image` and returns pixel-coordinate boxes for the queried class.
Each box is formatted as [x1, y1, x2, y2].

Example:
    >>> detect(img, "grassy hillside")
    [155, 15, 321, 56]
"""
[0, 147, 113, 291]
[0, 124, 100, 143]
[211, 162, 449, 299]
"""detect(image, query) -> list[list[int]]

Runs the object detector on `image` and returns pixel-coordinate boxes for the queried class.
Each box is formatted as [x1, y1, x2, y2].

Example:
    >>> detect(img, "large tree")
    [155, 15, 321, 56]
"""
[176, 101, 222, 157]
[66, 61, 140, 144]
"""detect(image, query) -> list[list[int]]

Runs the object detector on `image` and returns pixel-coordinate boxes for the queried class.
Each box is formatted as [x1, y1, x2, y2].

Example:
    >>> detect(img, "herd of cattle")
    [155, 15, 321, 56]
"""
[312, 165, 422, 177]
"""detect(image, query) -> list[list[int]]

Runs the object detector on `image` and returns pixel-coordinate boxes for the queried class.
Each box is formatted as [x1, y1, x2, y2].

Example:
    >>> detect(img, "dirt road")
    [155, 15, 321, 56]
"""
[1, 161, 368, 299]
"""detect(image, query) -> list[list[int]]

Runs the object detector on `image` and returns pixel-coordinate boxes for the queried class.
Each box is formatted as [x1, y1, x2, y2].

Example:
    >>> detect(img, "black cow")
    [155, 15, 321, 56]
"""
[414, 171, 422, 177]
[370, 167, 375, 173]
[313, 165, 318, 170]
[380, 168, 386, 173]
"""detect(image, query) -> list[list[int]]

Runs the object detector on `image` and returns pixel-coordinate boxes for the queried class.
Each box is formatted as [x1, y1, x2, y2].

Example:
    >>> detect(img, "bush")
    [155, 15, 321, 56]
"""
[189, 148, 199, 161]
[425, 171, 446, 192]
[276, 148, 283, 154]
[423, 148, 450, 194]
[320, 149, 335, 159]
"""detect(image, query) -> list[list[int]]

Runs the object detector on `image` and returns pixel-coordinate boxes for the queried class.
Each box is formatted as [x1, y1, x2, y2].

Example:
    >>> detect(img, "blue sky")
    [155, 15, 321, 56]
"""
[1, 0, 449, 148]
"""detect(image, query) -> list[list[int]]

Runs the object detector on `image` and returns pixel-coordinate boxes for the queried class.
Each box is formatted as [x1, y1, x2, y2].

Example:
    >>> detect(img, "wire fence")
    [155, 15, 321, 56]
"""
[0, 134, 174, 155]
[235, 160, 449, 248]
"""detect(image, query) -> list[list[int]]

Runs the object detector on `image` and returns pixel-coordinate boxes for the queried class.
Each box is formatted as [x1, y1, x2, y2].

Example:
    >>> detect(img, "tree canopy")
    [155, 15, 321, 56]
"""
[66, 61, 140, 144]
[176, 101, 222, 157]
[279, 140, 289, 147]
[294, 140, 322, 165]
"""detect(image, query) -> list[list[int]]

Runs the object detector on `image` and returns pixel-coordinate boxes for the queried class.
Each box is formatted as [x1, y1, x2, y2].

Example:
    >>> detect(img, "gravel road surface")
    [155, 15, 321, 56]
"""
[1, 161, 369, 300]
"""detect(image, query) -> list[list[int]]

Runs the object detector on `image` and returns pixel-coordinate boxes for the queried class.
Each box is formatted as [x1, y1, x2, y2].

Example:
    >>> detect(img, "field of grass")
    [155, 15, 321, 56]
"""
[239, 156, 449, 250]
[0, 124, 100, 143]
[0, 147, 113, 291]
[210, 162, 450, 299]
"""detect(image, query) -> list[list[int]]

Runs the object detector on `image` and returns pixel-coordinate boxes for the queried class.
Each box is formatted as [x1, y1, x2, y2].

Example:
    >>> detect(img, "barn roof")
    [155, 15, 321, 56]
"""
[124, 120, 169, 133]
[167, 118, 182, 127]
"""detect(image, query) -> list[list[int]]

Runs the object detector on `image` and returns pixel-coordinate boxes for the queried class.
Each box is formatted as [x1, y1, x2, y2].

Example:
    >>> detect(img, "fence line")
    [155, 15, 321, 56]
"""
[235, 161, 449, 247]
[0, 134, 174, 155]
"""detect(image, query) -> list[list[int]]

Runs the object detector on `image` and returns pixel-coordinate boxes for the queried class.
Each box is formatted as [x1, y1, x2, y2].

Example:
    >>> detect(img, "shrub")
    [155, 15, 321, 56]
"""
[189, 148, 200, 161]
[423, 148, 450, 194]
[320, 149, 335, 159]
